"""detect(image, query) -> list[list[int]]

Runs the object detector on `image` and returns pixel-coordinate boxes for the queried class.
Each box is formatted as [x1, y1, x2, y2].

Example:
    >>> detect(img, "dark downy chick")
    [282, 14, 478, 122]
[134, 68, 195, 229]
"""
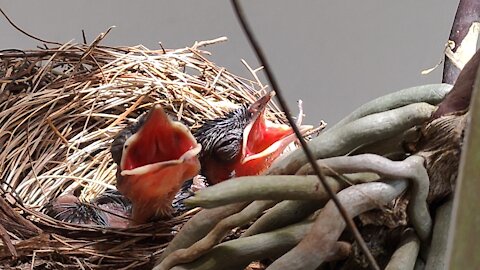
[195, 91, 312, 184]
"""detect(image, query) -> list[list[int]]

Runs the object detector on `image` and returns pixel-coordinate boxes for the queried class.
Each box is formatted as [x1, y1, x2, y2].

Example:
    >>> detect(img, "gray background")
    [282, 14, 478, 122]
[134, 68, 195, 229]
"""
[1, 1, 460, 125]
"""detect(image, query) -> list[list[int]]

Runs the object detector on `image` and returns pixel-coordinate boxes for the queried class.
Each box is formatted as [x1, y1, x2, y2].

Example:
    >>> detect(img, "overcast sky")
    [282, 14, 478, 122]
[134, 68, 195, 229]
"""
[1, 1, 460, 125]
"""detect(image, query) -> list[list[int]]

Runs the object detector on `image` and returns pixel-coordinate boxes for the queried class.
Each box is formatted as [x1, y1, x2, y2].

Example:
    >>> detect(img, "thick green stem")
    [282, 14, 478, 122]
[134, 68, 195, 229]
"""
[242, 173, 380, 237]
[169, 221, 312, 270]
[156, 200, 276, 270]
[242, 200, 318, 238]
[296, 154, 432, 241]
[267, 102, 436, 176]
[351, 127, 419, 158]
[425, 199, 452, 270]
[329, 84, 451, 131]
[169, 220, 350, 270]
[185, 176, 342, 208]
[267, 180, 408, 270]
[414, 259, 426, 270]
[156, 203, 248, 263]
[385, 229, 421, 270]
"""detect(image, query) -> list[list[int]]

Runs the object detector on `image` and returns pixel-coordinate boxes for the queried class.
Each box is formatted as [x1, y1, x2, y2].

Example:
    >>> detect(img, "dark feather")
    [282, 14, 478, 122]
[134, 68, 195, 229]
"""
[43, 196, 109, 226]
[194, 105, 250, 163]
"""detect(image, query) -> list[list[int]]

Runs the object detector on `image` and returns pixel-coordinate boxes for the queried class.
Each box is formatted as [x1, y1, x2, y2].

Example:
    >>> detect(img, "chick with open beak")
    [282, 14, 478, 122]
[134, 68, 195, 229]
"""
[195, 91, 312, 184]
[111, 105, 201, 224]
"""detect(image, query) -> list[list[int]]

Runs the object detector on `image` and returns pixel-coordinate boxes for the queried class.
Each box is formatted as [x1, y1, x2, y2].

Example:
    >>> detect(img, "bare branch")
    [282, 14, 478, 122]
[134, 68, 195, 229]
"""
[443, 0, 480, 84]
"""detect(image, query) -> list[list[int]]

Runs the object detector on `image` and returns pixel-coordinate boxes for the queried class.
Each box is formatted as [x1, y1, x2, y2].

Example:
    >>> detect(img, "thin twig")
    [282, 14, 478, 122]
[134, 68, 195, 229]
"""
[82, 30, 88, 45]
[0, 7, 62, 45]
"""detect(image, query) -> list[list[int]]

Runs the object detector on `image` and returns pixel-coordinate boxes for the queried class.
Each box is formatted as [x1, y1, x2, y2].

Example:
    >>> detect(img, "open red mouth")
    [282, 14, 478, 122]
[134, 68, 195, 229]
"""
[235, 92, 313, 177]
[117, 105, 201, 224]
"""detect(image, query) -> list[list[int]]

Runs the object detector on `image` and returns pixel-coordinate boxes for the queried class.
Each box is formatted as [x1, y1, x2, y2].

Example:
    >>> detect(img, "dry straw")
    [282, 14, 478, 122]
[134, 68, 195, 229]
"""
[0, 31, 285, 269]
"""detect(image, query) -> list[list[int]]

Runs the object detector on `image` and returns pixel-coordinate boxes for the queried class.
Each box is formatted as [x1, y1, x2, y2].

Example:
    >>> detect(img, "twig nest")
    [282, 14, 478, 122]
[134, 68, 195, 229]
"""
[0, 37, 284, 269]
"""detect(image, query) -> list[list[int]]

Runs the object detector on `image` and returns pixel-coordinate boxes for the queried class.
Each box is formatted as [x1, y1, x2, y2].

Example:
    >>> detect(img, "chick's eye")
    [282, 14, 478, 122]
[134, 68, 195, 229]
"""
[214, 135, 241, 162]
[219, 137, 235, 147]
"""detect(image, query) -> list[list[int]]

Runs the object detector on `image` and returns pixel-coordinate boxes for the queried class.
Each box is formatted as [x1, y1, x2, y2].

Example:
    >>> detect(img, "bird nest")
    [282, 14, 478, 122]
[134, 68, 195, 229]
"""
[0, 32, 285, 269]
